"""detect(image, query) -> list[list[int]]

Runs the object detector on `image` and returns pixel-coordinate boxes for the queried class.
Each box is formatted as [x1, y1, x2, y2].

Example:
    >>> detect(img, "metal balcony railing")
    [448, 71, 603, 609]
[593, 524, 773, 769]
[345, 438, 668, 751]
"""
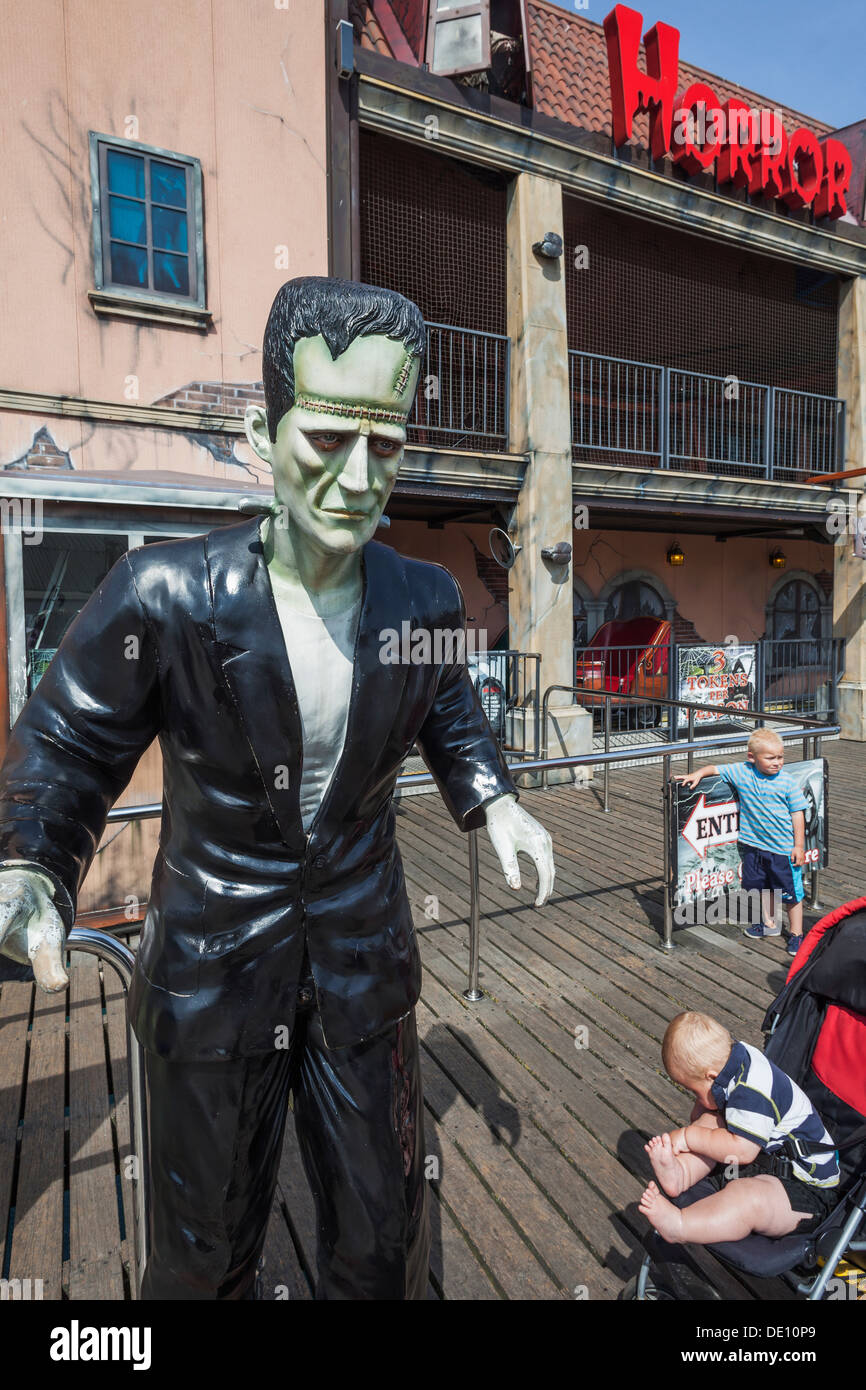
[570, 349, 845, 482]
[408, 321, 510, 453]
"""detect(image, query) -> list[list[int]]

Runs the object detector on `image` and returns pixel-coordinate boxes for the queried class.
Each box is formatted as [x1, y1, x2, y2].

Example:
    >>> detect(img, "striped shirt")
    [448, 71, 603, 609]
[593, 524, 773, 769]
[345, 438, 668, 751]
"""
[711, 1042, 840, 1188]
[719, 761, 807, 855]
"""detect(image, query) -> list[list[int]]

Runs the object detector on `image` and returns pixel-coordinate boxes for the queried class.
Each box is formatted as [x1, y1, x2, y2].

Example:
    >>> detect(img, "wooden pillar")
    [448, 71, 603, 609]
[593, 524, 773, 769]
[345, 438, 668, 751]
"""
[0, 529, 8, 760]
[325, 0, 359, 280]
[834, 276, 866, 739]
[506, 172, 591, 781]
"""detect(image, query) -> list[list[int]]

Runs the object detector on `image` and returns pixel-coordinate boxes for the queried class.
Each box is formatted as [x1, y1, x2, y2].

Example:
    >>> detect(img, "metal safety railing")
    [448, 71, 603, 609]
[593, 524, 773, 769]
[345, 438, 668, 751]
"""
[408, 321, 510, 452]
[539, 685, 837, 948]
[60, 703, 838, 1294]
[571, 635, 844, 737]
[469, 649, 542, 760]
[570, 348, 845, 481]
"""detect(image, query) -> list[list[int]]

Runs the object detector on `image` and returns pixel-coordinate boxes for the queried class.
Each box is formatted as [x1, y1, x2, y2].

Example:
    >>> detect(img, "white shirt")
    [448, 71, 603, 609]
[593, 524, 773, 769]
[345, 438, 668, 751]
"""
[268, 567, 362, 834]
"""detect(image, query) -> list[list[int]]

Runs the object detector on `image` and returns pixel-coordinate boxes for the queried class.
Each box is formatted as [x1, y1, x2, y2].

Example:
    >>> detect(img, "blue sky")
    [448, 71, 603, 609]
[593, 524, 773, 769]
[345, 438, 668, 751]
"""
[549, 0, 865, 128]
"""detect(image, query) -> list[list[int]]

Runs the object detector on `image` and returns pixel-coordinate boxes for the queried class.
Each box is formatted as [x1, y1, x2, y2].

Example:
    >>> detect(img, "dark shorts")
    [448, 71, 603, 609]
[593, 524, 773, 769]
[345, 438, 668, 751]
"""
[706, 1157, 836, 1234]
[738, 842, 804, 904]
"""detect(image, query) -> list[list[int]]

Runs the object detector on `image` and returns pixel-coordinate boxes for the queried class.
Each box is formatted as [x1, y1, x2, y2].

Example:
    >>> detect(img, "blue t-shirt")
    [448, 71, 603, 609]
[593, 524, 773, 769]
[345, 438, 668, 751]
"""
[719, 761, 807, 855]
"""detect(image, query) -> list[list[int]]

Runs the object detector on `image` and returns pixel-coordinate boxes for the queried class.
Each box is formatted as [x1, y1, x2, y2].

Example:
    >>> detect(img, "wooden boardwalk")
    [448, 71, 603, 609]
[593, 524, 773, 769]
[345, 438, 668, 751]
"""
[0, 737, 860, 1301]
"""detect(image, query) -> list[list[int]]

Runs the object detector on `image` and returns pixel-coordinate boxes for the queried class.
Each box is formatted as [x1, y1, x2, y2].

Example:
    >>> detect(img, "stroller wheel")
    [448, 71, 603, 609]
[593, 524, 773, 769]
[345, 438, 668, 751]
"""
[619, 1273, 677, 1301]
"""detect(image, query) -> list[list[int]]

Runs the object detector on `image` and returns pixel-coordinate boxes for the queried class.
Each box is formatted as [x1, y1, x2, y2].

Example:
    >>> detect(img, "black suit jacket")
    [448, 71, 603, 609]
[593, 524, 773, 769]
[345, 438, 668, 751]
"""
[0, 517, 515, 1058]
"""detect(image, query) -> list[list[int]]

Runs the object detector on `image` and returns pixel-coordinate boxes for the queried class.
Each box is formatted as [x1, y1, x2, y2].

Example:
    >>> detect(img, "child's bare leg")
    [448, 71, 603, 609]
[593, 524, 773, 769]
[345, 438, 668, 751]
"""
[639, 1175, 811, 1245]
[645, 1112, 721, 1196]
[762, 889, 780, 932]
[787, 900, 803, 937]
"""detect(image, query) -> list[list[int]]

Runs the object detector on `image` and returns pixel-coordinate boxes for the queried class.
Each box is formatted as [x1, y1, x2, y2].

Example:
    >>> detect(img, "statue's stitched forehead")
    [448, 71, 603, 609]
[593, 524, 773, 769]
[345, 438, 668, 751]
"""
[292, 334, 419, 414]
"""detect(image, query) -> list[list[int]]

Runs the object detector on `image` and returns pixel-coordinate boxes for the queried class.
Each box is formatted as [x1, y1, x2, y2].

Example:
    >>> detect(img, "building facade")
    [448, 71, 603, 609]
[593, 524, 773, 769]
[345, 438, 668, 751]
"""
[1, 0, 864, 917]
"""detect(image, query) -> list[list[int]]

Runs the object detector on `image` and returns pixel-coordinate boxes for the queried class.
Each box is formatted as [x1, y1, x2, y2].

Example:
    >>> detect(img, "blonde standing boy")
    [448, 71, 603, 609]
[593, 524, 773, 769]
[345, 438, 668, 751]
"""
[676, 729, 807, 957]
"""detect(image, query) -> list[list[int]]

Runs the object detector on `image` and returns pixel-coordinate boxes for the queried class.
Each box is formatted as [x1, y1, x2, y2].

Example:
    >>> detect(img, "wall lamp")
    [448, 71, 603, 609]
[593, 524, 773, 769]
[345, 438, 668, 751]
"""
[666, 541, 685, 567]
[532, 232, 563, 259]
[769, 549, 787, 569]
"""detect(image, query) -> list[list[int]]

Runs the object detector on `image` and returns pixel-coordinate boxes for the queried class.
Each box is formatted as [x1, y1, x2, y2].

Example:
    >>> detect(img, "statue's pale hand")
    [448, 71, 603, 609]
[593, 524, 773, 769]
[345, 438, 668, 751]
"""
[0, 868, 67, 992]
[484, 794, 554, 907]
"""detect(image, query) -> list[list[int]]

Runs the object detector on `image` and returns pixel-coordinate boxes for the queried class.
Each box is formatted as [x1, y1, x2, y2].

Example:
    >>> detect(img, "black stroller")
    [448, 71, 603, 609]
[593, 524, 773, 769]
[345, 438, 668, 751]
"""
[625, 897, 866, 1301]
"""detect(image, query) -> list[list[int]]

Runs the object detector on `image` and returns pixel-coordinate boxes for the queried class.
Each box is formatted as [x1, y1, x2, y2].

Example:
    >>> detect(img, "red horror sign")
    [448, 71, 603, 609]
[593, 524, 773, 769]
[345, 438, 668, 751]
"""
[603, 3, 851, 219]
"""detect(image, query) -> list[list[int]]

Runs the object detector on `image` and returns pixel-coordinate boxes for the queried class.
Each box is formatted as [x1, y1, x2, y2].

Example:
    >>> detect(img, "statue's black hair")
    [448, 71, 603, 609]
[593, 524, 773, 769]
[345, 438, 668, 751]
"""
[262, 276, 426, 440]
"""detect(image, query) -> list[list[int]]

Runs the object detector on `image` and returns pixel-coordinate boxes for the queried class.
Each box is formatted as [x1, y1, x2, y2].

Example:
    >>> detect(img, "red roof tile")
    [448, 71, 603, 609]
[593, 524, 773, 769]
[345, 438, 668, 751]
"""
[351, 0, 834, 139]
[527, 0, 833, 140]
[351, 0, 392, 57]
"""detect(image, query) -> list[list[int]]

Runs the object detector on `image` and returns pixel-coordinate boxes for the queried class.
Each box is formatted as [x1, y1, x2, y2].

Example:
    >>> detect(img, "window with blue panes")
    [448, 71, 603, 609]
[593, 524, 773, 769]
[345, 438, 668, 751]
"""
[93, 137, 201, 302]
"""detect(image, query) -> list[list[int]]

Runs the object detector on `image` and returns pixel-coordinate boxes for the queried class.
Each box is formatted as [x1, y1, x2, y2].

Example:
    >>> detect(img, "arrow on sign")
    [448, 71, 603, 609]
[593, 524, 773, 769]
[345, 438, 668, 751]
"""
[682, 794, 739, 859]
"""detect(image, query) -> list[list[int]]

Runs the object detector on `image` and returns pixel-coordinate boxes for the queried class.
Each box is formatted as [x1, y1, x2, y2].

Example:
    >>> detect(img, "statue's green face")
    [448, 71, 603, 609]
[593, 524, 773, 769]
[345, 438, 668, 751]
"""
[267, 333, 420, 555]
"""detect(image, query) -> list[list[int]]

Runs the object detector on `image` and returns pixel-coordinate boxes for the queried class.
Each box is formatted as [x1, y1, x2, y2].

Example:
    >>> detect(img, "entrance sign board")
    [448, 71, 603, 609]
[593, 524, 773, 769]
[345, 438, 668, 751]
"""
[670, 758, 828, 910]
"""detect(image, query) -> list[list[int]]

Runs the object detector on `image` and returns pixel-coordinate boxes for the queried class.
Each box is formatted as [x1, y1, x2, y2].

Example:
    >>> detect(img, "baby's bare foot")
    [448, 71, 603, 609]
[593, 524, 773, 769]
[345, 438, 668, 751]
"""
[644, 1132, 685, 1196]
[639, 1181, 685, 1242]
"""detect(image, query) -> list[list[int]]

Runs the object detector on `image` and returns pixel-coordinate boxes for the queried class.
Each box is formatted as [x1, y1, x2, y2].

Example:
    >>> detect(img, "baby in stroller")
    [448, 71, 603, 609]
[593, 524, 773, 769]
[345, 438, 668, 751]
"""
[640, 1010, 839, 1244]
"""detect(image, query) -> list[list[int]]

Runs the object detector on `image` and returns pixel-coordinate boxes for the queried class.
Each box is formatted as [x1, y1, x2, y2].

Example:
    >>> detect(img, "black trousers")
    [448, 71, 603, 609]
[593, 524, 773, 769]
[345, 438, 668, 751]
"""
[138, 957, 430, 1300]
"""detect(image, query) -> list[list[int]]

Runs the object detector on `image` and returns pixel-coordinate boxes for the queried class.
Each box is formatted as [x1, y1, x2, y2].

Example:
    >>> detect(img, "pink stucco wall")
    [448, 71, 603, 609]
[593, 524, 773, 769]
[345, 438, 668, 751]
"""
[382, 520, 509, 644]
[379, 520, 831, 653]
[0, 0, 327, 477]
[571, 526, 832, 641]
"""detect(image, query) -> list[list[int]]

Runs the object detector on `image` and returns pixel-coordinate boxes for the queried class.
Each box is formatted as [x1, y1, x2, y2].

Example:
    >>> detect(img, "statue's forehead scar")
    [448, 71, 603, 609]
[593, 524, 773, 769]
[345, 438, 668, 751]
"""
[393, 350, 415, 397]
[294, 396, 408, 424]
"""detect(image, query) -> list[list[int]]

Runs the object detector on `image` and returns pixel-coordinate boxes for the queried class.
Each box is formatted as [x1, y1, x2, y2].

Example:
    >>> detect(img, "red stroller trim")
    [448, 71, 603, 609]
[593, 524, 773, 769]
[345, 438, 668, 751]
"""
[786, 895, 866, 982]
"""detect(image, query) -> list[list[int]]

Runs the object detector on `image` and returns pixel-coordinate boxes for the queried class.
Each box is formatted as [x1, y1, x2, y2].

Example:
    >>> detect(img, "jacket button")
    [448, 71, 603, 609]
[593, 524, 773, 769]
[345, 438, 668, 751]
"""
[297, 985, 313, 1005]
[313, 855, 326, 869]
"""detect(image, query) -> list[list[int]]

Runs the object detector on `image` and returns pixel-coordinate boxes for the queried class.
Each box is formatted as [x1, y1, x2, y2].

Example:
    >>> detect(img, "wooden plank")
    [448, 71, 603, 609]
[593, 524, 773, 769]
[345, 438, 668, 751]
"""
[7, 978, 66, 1300]
[0, 979, 32, 1278]
[261, 1188, 313, 1300]
[418, 998, 633, 1295]
[67, 954, 124, 1300]
[419, 1033, 610, 1299]
[426, 1170, 500, 1300]
[103, 952, 136, 1294]
[402, 802, 765, 1039]
[277, 1112, 320, 1286]
[420, 1098, 562, 1300]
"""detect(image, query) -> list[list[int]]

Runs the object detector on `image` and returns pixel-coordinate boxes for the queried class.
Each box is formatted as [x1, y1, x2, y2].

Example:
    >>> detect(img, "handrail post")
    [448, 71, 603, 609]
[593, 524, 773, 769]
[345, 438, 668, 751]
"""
[809, 735, 822, 910]
[463, 829, 483, 1001]
[662, 763, 674, 950]
[536, 653, 542, 761]
[687, 707, 695, 772]
[765, 385, 775, 479]
[668, 641, 678, 743]
[604, 694, 611, 813]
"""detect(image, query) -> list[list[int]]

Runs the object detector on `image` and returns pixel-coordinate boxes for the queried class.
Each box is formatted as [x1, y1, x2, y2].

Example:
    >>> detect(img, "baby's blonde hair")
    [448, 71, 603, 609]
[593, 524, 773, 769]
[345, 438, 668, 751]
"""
[662, 1011, 732, 1080]
[747, 728, 784, 756]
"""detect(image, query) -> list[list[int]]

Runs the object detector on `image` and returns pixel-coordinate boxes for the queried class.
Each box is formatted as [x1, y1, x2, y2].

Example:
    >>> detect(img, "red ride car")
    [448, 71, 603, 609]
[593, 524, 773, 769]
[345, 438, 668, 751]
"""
[574, 616, 672, 727]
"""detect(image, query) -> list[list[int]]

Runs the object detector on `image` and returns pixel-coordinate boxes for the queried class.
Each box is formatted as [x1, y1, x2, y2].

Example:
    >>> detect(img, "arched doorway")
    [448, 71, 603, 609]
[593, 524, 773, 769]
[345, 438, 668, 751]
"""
[605, 577, 666, 623]
[765, 573, 833, 713]
[769, 577, 821, 644]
